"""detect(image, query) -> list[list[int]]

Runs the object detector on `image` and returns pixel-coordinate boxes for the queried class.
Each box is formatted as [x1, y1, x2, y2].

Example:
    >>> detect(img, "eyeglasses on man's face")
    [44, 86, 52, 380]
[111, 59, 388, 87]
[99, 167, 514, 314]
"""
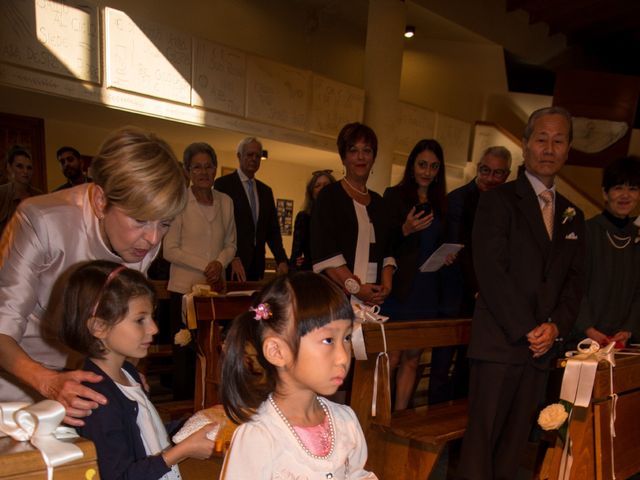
[478, 165, 509, 178]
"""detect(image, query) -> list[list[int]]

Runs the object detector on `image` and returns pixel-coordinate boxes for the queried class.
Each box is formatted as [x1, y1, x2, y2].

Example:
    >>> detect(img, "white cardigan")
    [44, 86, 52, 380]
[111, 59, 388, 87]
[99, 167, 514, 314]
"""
[163, 188, 236, 294]
[220, 397, 378, 480]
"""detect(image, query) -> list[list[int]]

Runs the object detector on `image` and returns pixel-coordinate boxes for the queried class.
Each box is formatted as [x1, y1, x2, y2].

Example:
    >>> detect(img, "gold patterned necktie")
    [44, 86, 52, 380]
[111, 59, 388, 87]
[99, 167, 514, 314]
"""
[539, 190, 554, 239]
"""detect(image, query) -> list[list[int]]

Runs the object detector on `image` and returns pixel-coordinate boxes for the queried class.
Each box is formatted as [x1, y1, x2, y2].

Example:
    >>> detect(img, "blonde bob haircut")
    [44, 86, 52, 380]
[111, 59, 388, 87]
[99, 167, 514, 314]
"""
[89, 127, 187, 220]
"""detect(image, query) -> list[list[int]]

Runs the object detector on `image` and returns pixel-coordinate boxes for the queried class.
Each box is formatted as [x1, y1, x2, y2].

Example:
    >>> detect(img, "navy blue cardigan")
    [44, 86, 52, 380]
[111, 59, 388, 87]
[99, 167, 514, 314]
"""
[76, 359, 171, 480]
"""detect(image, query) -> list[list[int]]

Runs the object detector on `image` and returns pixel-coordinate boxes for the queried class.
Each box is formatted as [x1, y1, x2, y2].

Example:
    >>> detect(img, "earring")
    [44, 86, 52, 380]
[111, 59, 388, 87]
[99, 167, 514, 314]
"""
[370, 168, 374, 176]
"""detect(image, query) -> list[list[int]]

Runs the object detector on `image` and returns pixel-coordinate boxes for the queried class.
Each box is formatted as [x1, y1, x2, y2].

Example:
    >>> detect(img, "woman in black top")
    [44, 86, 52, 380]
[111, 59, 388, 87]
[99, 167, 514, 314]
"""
[311, 122, 394, 305]
[290, 170, 336, 271]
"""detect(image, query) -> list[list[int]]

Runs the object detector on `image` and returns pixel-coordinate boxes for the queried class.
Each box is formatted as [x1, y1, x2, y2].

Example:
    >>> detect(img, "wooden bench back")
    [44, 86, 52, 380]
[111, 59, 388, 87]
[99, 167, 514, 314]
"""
[350, 319, 471, 430]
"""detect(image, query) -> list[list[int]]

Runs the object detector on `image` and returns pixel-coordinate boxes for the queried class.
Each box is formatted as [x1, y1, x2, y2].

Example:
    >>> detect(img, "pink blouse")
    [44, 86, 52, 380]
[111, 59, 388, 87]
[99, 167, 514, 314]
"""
[292, 414, 332, 457]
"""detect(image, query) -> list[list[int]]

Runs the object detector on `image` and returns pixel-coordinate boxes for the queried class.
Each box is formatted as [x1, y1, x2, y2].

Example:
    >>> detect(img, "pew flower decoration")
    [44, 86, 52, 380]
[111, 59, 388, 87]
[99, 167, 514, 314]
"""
[538, 402, 569, 431]
[538, 399, 573, 445]
[562, 207, 576, 224]
[174, 328, 193, 347]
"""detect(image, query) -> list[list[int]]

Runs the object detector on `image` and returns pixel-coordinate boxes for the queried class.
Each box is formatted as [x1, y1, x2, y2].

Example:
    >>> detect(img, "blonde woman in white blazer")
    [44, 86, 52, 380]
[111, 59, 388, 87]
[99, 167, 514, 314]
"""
[163, 142, 236, 399]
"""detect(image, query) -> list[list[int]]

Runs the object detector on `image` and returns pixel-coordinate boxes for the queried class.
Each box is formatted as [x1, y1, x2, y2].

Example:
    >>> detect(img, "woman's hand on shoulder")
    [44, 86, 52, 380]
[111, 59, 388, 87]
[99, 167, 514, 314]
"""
[39, 369, 108, 427]
[402, 208, 433, 236]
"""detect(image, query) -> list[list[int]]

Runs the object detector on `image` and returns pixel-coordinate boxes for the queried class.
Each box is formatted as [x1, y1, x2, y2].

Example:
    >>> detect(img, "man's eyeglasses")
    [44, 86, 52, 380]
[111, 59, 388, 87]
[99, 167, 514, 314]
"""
[312, 169, 333, 175]
[478, 165, 509, 178]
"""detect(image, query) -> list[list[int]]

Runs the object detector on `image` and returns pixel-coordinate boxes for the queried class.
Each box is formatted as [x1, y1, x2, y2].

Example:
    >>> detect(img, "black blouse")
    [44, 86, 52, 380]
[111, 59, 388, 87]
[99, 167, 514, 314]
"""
[310, 181, 393, 284]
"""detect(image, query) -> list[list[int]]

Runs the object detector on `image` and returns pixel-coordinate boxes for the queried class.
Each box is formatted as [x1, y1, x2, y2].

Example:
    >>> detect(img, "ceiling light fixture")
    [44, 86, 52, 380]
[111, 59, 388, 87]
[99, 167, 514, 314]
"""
[404, 25, 415, 38]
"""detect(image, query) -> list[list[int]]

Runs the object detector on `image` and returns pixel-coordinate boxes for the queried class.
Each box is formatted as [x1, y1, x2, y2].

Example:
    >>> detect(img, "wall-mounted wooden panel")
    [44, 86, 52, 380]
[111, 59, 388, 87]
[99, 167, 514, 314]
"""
[105, 8, 191, 104]
[246, 57, 309, 131]
[0, 0, 99, 83]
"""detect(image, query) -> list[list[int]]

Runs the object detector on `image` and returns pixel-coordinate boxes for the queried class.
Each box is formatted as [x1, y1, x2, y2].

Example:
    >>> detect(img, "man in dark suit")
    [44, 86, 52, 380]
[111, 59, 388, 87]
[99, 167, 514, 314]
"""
[447, 145, 513, 317]
[214, 137, 288, 281]
[53, 146, 91, 191]
[432, 146, 512, 404]
[457, 107, 585, 480]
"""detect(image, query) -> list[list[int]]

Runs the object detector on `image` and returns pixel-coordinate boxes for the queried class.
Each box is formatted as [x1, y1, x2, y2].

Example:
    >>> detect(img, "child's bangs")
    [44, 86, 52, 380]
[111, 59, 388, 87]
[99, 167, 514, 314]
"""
[292, 275, 354, 338]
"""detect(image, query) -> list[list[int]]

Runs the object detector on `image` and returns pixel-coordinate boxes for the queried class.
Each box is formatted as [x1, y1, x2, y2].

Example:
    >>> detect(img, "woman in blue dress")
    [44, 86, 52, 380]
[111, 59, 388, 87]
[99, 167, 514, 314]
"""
[382, 139, 449, 410]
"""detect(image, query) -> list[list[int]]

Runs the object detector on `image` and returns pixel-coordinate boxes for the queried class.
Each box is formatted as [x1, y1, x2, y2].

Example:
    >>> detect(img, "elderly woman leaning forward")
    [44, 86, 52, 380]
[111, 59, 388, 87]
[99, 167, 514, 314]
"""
[0, 127, 187, 426]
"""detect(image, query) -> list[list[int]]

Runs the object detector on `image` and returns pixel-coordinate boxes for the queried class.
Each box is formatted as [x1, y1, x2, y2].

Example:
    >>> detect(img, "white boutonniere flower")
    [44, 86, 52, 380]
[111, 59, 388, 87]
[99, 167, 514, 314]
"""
[562, 207, 576, 224]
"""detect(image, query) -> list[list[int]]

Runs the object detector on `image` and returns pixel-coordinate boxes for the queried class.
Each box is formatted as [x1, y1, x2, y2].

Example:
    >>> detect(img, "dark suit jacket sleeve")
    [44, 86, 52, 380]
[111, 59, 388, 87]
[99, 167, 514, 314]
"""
[446, 188, 465, 243]
[472, 190, 539, 343]
[262, 185, 288, 265]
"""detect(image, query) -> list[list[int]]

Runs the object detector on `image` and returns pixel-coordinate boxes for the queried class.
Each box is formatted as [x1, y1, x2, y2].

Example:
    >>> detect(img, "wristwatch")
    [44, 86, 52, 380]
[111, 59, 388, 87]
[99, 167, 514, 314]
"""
[344, 277, 361, 295]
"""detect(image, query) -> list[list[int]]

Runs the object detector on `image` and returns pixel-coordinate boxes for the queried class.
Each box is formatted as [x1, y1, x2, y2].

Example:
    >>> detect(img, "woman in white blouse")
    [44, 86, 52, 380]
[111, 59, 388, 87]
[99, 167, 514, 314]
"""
[163, 142, 236, 399]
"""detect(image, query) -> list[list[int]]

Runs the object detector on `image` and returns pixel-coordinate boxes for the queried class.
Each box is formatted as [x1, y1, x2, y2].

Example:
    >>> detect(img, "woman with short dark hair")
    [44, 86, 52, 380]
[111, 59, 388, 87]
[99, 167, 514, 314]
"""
[571, 156, 640, 347]
[311, 122, 394, 306]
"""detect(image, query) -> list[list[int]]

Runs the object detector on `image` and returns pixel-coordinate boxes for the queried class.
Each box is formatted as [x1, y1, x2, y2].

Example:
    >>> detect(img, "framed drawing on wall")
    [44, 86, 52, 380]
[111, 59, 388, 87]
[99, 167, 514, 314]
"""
[277, 198, 293, 236]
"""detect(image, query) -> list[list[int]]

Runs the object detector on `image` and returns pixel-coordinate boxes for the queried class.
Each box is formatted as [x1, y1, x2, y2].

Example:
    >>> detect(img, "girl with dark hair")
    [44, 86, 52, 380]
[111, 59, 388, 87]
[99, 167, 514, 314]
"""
[571, 156, 640, 347]
[382, 139, 450, 410]
[220, 272, 377, 479]
[60, 260, 215, 480]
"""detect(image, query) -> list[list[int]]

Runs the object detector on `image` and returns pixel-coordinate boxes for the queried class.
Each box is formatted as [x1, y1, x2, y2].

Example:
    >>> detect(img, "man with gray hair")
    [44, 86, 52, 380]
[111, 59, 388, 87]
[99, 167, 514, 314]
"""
[446, 146, 512, 313]
[457, 106, 585, 479]
[214, 137, 288, 281]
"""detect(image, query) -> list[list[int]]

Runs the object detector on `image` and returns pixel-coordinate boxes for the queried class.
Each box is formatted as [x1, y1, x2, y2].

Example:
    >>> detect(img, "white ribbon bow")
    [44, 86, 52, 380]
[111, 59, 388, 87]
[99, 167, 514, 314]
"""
[0, 400, 83, 480]
[182, 284, 217, 330]
[351, 304, 390, 417]
[559, 339, 617, 480]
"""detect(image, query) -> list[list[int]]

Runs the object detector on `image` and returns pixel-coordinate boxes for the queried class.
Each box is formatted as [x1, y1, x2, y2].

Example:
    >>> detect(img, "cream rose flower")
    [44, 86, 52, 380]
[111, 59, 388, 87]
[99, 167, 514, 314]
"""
[174, 328, 192, 347]
[538, 403, 569, 431]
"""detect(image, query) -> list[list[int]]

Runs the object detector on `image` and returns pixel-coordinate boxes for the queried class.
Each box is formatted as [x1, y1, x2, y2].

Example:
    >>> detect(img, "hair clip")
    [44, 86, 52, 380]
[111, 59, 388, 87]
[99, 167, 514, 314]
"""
[250, 303, 272, 321]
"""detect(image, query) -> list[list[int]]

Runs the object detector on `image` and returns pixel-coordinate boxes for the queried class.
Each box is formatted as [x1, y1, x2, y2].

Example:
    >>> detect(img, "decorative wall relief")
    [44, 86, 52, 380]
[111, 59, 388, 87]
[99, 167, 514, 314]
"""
[105, 7, 191, 104]
[0, 0, 99, 82]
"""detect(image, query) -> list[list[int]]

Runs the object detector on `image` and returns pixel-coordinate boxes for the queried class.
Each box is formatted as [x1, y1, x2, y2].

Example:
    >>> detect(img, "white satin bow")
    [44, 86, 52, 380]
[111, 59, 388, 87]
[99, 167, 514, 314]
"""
[0, 400, 84, 480]
[351, 304, 390, 416]
[353, 304, 389, 324]
[559, 339, 617, 480]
